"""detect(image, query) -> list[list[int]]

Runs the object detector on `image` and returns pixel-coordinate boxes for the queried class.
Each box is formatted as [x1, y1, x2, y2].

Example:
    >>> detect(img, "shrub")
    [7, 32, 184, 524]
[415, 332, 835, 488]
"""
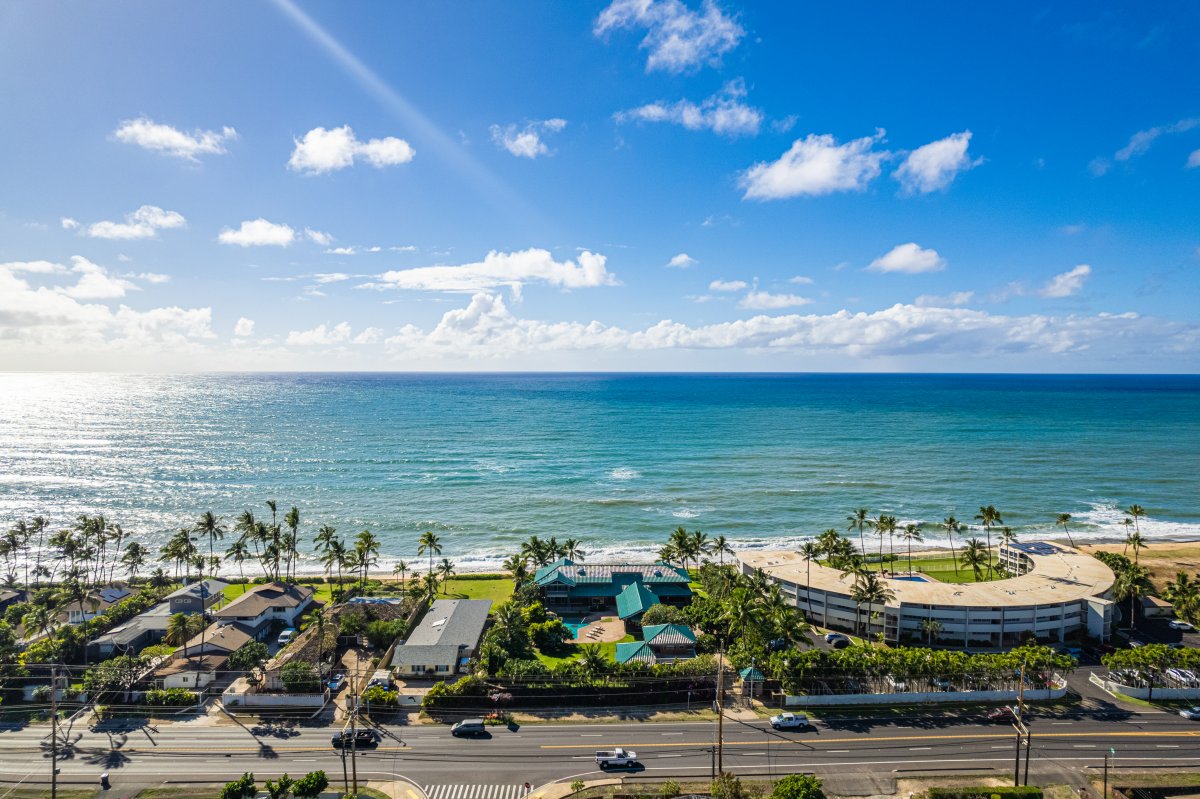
[361, 685, 398, 705]
[145, 688, 198, 706]
[661, 780, 681, 797]
[220, 773, 256, 799]
[712, 772, 747, 799]
[571, 781, 586, 793]
[530, 620, 572, 652]
[265, 774, 293, 799]
[365, 619, 407, 650]
[641, 604, 688, 627]
[292, 770, 329, 799]
[139, 643, 178, 659]
[280, 661, 320, 693]
[928, 789, 1042, 799]
[770, 775, 824, 799]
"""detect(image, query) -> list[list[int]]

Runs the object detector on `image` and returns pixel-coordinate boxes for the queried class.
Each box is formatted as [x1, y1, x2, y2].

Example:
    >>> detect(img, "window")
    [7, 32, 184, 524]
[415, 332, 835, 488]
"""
[436, 665, 450, 673]
[411, 665, 425, 672]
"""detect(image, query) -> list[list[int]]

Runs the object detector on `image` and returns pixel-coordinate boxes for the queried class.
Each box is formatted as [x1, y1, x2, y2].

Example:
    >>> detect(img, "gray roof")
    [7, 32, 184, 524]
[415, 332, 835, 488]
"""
[165, 579, 228, 601]
[405, 599, 491, 648]
[88, 602, 172, 647]
[391, 644, 462, 668]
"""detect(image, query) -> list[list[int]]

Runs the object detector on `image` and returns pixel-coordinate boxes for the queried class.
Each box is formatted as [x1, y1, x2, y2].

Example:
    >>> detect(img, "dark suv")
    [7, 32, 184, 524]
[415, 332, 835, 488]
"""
[331, 729, 378, 748]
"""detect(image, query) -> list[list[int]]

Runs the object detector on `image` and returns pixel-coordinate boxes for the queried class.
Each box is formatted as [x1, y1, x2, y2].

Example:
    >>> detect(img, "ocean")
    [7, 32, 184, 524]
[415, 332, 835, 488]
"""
[1, 372, 1197, 574]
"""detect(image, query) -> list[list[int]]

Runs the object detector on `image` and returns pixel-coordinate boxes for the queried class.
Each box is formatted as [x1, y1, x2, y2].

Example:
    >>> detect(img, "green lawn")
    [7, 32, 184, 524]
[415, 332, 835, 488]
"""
[854, 555, 1000, 584]
[534, 634, 635, 667]
[438, 575, 514, 605]
[220, 581, 336, 605]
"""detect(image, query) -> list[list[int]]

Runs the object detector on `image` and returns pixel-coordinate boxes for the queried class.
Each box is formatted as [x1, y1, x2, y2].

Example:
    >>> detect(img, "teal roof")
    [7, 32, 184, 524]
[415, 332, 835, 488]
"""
[615, 582, 659, 620]
[532, 560, 690, 589]
[739, 667, 765, 681]
[615, 641, 656, 664]
[643, 624, 697, 646]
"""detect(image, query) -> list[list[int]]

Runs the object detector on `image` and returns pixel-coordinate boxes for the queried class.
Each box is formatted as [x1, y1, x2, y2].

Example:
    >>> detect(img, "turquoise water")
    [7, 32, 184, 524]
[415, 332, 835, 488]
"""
[891, 575, 930, 582]
[0, 372, 1197, 573]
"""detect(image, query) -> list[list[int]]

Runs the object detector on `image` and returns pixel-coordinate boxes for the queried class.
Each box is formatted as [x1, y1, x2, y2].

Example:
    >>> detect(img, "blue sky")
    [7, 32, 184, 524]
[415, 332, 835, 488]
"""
[1, 1, 1198, 371]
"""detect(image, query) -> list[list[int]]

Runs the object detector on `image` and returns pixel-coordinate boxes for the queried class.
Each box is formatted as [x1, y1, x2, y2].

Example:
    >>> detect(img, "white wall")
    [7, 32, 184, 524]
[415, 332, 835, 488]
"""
[784, 676, 1068, 707]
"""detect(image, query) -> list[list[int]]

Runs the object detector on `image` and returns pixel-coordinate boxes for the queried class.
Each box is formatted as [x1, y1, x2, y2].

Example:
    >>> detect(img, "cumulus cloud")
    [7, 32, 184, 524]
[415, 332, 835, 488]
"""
[738, 290, 812, 309]
[489, 119, 567, 159]
[233, 317, 255, 337]
[286, 322, 381, 346]
[1093, 118, 1199, 175]
[287, 125, 415, 174]
[594, 0, 744, 74]
[708, 279, 747, 292]
[363, 248, 618, 294]
[218, 219, 296, 247]
[304, 228, 334, 246]
[1039, 264, 1091, 298]
[893, 131, 980, 194]
[382, 291, 1193, 362]
[667, 253, 698, 268]
[1188, 149, 1200, 169]
[741, 130, 887, 200]
[61, 217, 79, 230]
[615, 80, 762, 137]
[915, 291, 974, 307]
[82, 205, 186, 240]
[312, 273, 353, 284]
[868, 243, 946, 274]
[57, 256, 138, 300]
[0, 260, 68, 275]
[112, 117, 237, 161]
[124, 272, 170, 284]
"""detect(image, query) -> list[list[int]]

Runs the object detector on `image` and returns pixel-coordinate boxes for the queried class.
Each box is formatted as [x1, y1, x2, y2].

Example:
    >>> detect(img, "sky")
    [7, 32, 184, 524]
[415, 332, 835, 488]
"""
[1, 1, 1198, 372]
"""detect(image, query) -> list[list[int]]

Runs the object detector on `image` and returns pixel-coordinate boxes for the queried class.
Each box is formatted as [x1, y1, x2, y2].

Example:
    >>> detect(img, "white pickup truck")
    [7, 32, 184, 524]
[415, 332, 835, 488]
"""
[595, 748, 637, 768]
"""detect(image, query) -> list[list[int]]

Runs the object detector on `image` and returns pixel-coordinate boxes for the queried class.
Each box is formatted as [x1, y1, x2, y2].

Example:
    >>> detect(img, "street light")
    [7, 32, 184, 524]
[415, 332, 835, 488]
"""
[1103, 746, 1115, 798]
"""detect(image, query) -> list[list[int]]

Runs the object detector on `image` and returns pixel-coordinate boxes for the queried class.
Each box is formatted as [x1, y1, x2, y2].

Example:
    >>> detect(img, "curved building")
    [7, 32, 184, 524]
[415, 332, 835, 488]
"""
[739, 541, 1115, 648]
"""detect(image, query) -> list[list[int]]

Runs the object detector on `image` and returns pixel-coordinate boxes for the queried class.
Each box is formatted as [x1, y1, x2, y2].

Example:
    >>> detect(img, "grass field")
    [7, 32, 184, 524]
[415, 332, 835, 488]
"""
[854, 554, 999, 584]
[220, 580, 336, 605]
[438, 575, 514, 605]
[535, 634, 636, 667]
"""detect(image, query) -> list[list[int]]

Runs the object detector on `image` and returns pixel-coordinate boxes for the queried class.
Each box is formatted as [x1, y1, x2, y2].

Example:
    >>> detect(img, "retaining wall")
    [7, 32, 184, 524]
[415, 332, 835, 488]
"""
[783, 676, 1068, 707]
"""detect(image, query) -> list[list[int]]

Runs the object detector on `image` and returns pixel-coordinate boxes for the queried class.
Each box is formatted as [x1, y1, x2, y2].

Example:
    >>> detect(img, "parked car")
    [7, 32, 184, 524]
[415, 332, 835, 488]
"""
[1128, 638, 1146, 648]
[824, 632, 849, 644]
[769, 712, 809, 730]
[331, 729, 377, 748]
[367, 669, 393, 689]
[328, 672, 345, 693]
[1179, 707, 1200, 720]
[830, 636, 851, 649]
[1168, 620, 1196, 631]
[986, 707, 1017, 722]
[450, 719, 487, 737]
[595, 748, 637, 768]
[931, 677, 953, 691]
[277, 628, 297, 646]
[1169, 642, 1186, 650]
[1055, 646, 1082, 658]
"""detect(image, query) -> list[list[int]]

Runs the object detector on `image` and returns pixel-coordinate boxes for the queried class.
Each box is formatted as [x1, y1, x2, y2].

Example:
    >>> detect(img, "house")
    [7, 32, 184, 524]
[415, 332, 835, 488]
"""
[390, 598, 491, 678]
[178, 620, 256, 658]
[531, 560, 692, 618]
[0, 589, 22, 613]
[1142, 595, 1175, 618]
[614, 623, 697, 665]
[61, 586, 133, 625]
[211, 582, 315, 638]
[164, 579, 228, 615]
[86, 602, 172, 660]
[153, 654, 228, 691]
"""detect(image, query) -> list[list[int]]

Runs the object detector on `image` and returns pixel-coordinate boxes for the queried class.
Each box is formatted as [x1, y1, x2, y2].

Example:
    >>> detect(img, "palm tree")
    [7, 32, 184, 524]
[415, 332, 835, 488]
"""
[325, 538, 347, 598]
[689, 529, 710, 565]
[120, 542, 150, 583]
[1126, 504, 1146, 537]
[22, 603, 57, 640]
[418, 531, 443, 583]
[710, 535, 734, 565]
[392, 559, 410, 585]
[225, 537, 252, 590]
[1114, 564, 1153, 631]
[30, 516, 48, 588]
[314, 524, 338, 583]
[849, 572, 895, 642]
[873, 514, 896, 568]
[502, 554, 529, 589]
[1162, 571, 1200, 620]
[194, 511, 226, 581]
[999, 526, 1018, 550]
[669, 527, 696, 574]
[420, 571, 439, 600]
[437, 558, 456, 592]
[920, 617, 943, 646]
[561, 538, 587, 562]
[1055, 513, 1076, 548]
[798, 541, 824, 626]
[354, 529, 380, 587]
[960, 538, 989, 582]
[166, 612, 205, 658]
[520, 535, 552, 567]
[283, 506, 300, 581]
[974, 505, 1002, 578]
[900, 523, 922, 575]
[1125, 530, 1147, 564]
[847, 508, 870, 556]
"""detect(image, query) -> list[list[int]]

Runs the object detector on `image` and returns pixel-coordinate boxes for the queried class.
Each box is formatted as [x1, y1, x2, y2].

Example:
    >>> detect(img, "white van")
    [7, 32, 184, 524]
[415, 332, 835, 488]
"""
[277, 628, 297, 646]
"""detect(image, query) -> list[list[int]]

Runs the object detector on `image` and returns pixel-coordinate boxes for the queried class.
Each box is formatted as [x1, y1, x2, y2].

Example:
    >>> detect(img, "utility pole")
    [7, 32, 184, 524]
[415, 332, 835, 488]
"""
[349, 660, 359, 799]
[1023, 725, 1032, 786]
[50, 664, 58, 799]
[1103, 747, 1114, 798]
[716, 641, 725, 775]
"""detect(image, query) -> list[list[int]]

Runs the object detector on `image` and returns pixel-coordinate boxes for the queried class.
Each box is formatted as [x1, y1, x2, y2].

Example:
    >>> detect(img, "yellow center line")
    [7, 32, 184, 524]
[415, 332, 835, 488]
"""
[542, 730, 1200, 749]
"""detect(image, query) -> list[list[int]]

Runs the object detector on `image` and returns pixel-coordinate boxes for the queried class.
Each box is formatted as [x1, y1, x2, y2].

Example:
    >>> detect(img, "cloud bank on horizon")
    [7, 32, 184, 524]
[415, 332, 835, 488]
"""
[1, 1, 1197, 372]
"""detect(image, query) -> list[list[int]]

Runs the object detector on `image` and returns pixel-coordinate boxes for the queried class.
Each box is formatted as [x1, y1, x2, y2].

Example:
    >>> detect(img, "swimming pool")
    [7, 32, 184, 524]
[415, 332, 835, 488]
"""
[891, 575, 930, 582]
[561, 618, 588, 635]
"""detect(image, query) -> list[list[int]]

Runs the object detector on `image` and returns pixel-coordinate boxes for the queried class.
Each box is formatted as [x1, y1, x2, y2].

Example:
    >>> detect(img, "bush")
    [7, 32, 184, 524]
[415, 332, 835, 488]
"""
[661, 780, 681, 797]
[139, 643, 178, 659]
[571, 781, 586, 793]
[145, 688, 198, 706]
[361, 685, 399, 706]
[770, 775, 824, 799]
[641, 604, 688, 627]
[292, 770, 329, 799]
[365, 619, 407, 650]
[229, 641, 270, 674]
[220, 773, 256, 799]
[530, 619, 572, 652]
[712, 773, 747, 799]
[928, 789, 1042, 799]
[280, 661, 320, 693]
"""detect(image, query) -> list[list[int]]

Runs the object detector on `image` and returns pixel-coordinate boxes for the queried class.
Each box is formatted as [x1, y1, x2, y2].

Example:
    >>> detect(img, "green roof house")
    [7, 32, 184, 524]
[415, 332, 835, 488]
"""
[614, 623, 698, 665]
[531, 559, 692, 621]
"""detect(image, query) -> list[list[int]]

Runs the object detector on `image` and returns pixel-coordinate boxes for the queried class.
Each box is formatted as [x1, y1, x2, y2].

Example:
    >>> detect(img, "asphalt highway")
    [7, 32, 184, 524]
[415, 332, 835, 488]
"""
[1, 707, 1197, 792]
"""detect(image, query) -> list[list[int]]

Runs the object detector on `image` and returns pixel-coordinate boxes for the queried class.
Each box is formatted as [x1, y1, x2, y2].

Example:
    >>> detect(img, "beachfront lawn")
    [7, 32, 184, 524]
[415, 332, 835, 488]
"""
[220, 580, 337, 606]
[535, 634, 636, 667]
[438, 575, 514, 605]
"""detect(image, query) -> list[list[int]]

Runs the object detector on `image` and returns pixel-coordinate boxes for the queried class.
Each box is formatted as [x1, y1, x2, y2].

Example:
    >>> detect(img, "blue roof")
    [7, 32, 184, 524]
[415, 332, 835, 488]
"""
[615, 582, 659, 619]
[643, 624, 696, 646]
[615, 641, 656, 664]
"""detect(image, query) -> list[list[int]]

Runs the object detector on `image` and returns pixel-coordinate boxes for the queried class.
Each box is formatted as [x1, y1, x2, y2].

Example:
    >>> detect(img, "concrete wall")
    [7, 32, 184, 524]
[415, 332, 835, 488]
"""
[221, 676, 329, 707]
[1089, 671, 1200, 701]
[783, 676, 1068, 707]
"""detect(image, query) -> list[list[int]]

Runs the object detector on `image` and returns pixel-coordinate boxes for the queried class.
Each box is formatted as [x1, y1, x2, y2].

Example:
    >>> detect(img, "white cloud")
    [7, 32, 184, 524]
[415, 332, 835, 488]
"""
[286, 322, 380, 347]
[893, 131, 980, 194]
[789, 275, 814, 285]
[312, 273, 352, 284]
[304, 228, 334, 246]
[364, 248, 618, 294]
[112, 117, 237, 161]
[741, 130, 887, 200]
[57, 256, 137, 300]
[382, 291, 1192, 362]
[1061, 223, 1087, 235]
[126, 272, 170, 284]
[738, 290, 812, 309]
[489, 119, 567, 159]
[1115, 118, 1198, 162]
[594, 0, 744, 74]
[83, 205, 186, 240]
[218, 219, 296, 247]
[868, 243, 946, 274]
[616, 80, 762, 137]
[667, 253, 698, 268]
[1039, 264, 1091, 298]
[1188, 149, 1200, 169]
[0, 260, 68, 275]
[60, 217, 79, 230]
[915, 291, 974, 307]
[287, 125, 415, 174]
[233, 317, 255, 337]
[708, 279, 747, 292]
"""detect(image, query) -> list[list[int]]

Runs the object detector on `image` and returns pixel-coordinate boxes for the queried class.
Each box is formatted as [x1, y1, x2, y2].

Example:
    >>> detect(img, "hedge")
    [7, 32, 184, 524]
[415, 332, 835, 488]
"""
[929, 788, 1043, 799]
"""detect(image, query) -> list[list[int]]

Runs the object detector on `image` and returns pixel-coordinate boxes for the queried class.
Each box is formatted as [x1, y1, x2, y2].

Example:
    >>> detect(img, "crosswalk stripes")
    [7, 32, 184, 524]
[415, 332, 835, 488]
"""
[423, 785, 526, 799]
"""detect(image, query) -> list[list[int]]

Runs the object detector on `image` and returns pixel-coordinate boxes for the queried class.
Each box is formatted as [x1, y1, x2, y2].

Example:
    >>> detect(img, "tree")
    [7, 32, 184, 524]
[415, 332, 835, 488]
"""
[265, 774, 293, 799]
[710, 535, 734, 565]
[974, 505, 1002, 577]
[165, 612, 205, 657]
[641, 603, 688, 626]
[283, 506, 300, 581]
[849, 572, 895, 641]
[960, 538, 989, 582]
[1126, 504, 1146, 537]
[1162, 571, 1200, 623]
[899, 523, 922, 575]
[562, 538, 587, 562]
[225, 536, 251, 589]
[920, 617, 943, 646]
[503, 554, 528, 588]
[280, 660, 320, 693]
[847, 508, 870, 557]
[291, 771, 329, 799]
[228, 641, 270, 676]
[1055, 513, 1076, 548]
[83, 654, 147, 703]
[354, 529, 380, 586]
[195, 511, 226, 581]
[1125, 530, 1147, 565]
[770, 774, 825, 799]
[437, 557, 456, 592]
[120, 542, 150, 583]
[392, 558, 410, 585]
[220, 773, 256, 799]
[418, 530, 443, 582]
[1113, 564, 1153, 631]
[873, 514, 898, 566]
[365, 619, 407, 650]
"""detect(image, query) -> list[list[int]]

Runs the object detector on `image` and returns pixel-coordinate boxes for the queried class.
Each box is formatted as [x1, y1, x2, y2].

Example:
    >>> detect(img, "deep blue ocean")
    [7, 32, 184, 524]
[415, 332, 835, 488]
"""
[1, 372, 1197, 573]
